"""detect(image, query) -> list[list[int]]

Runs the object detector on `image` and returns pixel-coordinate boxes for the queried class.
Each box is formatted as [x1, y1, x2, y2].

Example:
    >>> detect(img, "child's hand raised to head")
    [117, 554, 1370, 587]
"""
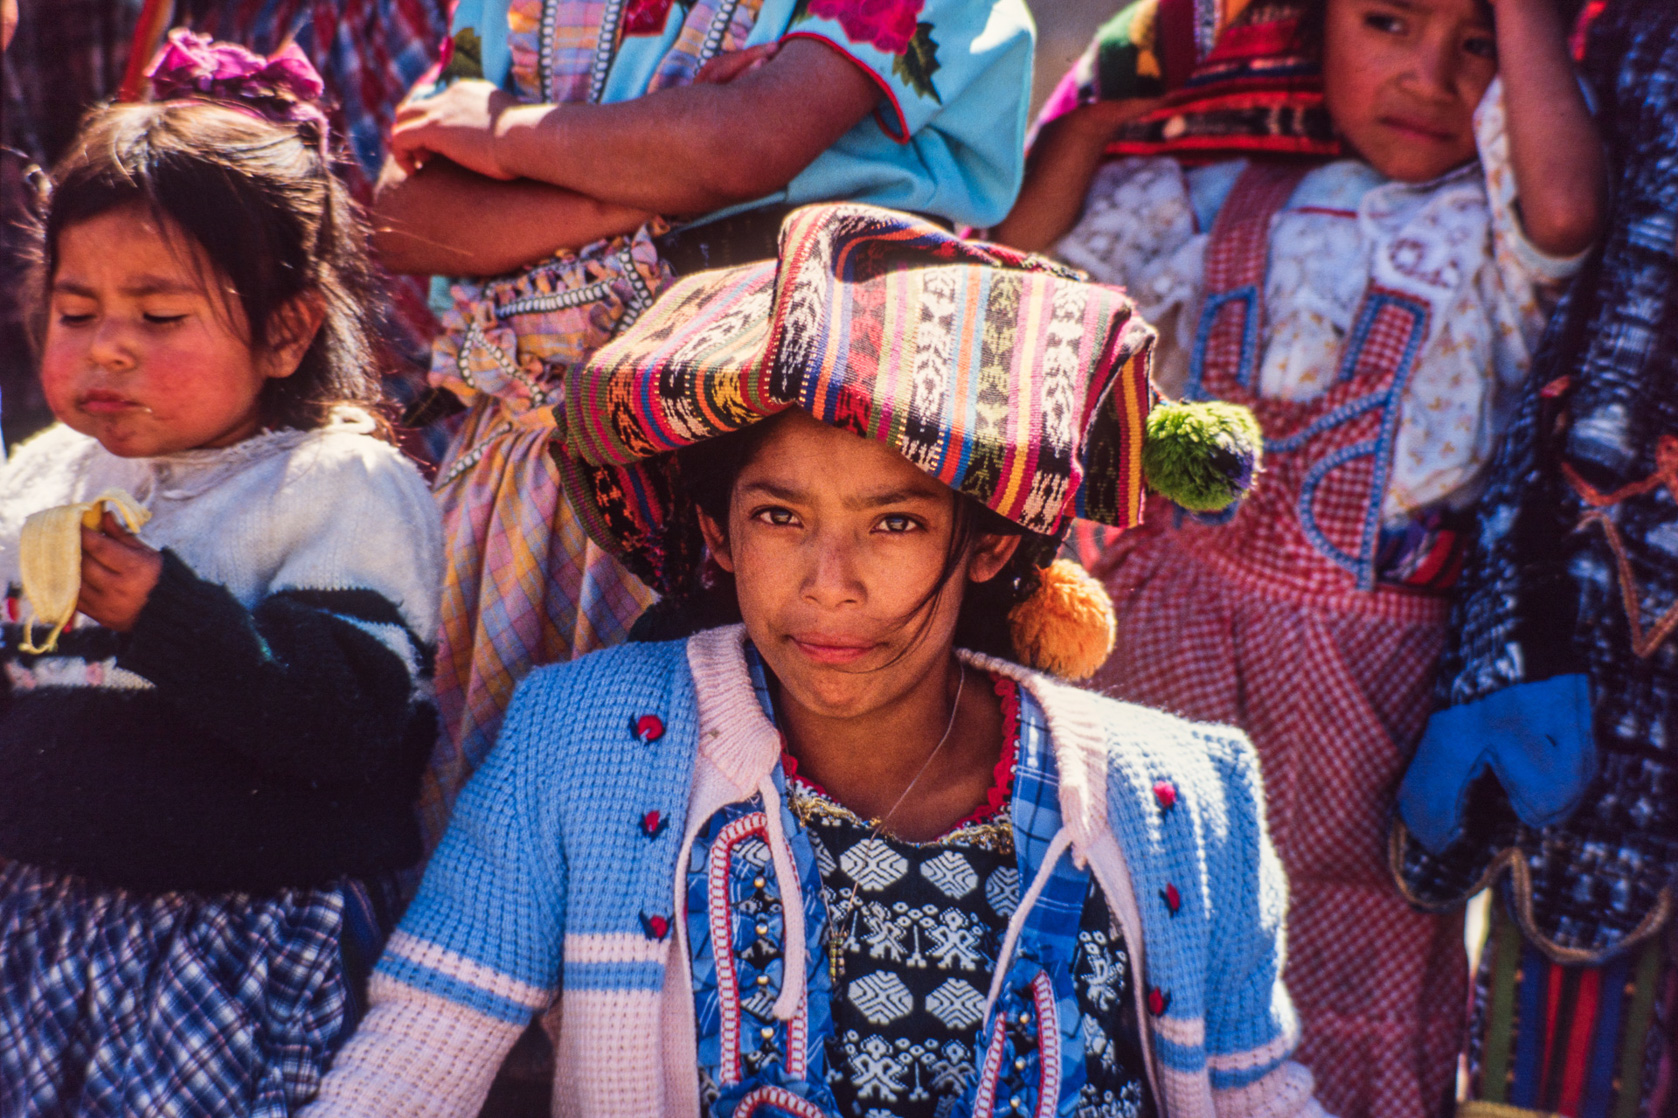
[1486, 0, 1605, 255]
[77, 510, 162, 632]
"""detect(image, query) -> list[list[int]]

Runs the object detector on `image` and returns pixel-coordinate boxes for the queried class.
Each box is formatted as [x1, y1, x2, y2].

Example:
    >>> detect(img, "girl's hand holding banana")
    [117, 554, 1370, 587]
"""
[18, 490, 157, 652]
[77, 510, 162, 634]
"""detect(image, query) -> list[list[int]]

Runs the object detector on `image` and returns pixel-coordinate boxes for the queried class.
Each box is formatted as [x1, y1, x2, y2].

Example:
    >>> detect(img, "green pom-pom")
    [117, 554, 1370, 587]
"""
[1141, 401, 1263, 512]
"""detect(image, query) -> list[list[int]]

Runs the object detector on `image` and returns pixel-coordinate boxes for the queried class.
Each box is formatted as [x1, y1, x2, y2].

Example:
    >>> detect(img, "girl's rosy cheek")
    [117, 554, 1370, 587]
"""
[37, 336, 82, 398]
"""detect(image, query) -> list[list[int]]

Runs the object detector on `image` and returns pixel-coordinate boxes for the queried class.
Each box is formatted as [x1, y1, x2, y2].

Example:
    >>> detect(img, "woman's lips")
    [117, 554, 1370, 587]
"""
[790, 635, 877, 666]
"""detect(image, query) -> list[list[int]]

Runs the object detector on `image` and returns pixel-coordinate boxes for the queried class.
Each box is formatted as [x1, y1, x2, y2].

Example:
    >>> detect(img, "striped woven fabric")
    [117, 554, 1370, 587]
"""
[1109, 0, 1336, 160]
[564, 204, 1158, 588]
[1036, 0, 1338, 164]
[1465, 899, 1675, 1118]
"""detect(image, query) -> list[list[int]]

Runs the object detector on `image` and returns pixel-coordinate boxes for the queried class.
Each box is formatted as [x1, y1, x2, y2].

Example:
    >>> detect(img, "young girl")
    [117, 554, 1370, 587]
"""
[302, 204, 1317, 1118]
[0, 49, 444, 1117]
[993, 2, 1603, 1115]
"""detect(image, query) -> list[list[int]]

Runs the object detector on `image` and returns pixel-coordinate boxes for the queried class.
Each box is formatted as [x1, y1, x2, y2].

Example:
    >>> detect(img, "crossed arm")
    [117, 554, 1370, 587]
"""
[372, 38, 882, 276]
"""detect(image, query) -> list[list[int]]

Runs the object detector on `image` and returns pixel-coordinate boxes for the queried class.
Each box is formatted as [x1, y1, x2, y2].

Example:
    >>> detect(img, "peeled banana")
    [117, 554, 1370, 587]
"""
[17, 489, 150, 654]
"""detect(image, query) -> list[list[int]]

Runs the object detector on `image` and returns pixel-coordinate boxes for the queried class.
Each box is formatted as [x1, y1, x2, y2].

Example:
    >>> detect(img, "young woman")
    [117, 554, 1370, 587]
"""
[303, 204, 1314, 1118]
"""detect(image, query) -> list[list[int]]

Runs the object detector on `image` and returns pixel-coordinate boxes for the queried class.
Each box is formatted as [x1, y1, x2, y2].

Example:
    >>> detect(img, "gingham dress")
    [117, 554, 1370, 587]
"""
[0, 861, 348, 1118]
[1092, 165, 1462, 1118]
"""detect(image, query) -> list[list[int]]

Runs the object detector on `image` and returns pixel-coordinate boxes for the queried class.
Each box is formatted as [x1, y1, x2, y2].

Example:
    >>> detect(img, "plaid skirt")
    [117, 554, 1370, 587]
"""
[1094, 526, 1462, 1118]
[0, 860, 350, 1118]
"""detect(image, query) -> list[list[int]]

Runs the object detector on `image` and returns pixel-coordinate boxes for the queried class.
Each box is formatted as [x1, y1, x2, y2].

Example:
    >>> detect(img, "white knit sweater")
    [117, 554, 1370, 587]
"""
[0, 410, 444, 647]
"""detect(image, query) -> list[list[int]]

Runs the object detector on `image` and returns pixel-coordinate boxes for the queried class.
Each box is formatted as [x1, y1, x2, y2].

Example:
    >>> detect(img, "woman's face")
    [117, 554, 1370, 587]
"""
[1321, 0, 1498, 183]
[699, 411, 1017, 723]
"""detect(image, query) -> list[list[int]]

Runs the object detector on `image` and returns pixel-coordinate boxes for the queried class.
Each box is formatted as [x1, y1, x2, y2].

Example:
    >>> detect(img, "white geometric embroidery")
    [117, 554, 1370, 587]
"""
[930, 1038, 976, 1095]
[861, 900, 908, 962]
[842, 839, 909, 891]
[741, 987, 777, 1021]
[924, 977, 986, 1030]
[733, 836, 770, 869]
[926, 910, 984, 971]
[848, 970, 913, 1025]
[986, 866, 1020, 918]
[905, 1041, 932, 1101]
[1082, 1011, 1113, 1069]
[851, 1035, 908, 1100]
[1079, 930, 1123, 1013]
[920, 850, 978, 898]
[811, 834, 838, 879]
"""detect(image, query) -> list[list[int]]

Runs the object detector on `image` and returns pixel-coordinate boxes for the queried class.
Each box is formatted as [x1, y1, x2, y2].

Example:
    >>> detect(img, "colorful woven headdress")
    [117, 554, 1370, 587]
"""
[559, 204, 1259, 603]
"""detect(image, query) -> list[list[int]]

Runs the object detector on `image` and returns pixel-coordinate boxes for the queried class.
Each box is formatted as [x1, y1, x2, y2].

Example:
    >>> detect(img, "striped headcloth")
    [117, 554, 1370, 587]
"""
[559, 203, 1158, 591]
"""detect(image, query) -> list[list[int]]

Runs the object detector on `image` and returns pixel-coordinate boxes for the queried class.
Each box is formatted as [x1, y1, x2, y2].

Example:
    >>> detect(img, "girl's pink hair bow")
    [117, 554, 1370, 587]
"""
[145, 29, 329, 137]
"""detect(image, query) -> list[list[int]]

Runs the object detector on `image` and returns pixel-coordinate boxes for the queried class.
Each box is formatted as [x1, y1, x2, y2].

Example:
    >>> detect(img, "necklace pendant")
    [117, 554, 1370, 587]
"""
[828, 936, 844, 983]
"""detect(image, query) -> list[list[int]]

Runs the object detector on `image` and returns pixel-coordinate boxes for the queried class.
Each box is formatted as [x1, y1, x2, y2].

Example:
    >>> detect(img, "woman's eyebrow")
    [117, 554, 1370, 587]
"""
[737, 479, 942, 508]
[737, 480, 807, 503]
[119, 275, 202, 296]
[844, 487, 944, 510]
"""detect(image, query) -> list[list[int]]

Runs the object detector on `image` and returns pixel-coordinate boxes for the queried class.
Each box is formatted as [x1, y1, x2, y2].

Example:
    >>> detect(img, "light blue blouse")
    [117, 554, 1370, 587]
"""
[445, 0, 1035, 230]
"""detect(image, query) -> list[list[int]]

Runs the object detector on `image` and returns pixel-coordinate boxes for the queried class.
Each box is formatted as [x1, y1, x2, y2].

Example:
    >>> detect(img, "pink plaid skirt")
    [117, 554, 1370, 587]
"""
[1093, 520, 1463, 1118]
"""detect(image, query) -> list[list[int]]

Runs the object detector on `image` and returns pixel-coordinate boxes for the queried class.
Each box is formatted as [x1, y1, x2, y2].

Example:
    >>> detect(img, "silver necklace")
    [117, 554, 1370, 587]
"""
[824, 664, 966, 982]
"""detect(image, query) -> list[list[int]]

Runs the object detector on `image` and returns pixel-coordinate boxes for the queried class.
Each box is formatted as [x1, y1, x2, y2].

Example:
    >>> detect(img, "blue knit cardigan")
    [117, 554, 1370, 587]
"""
[307, 626, 1327, 1118]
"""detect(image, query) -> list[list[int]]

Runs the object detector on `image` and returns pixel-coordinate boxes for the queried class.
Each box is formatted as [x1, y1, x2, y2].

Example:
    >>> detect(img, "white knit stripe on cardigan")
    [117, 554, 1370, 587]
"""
[314, 976, 518, 1117]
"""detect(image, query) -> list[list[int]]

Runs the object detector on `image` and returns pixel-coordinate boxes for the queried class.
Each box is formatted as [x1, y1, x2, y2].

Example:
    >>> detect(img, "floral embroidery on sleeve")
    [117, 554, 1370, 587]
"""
[793, 0, 942, 103]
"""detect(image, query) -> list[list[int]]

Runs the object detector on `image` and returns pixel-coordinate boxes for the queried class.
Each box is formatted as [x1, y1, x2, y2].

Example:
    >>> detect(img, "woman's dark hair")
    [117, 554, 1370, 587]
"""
[32, 99, 386, 432]
[634, 413, 1051, 662]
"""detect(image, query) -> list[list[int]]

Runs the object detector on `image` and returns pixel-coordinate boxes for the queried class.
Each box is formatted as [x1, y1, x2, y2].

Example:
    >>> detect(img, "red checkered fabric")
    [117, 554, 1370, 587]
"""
[1094, 165, 1464, 1118]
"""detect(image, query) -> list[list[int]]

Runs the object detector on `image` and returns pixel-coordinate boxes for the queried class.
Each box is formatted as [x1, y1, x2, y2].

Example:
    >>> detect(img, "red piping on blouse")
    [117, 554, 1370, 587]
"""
[778, 31, 913, 146]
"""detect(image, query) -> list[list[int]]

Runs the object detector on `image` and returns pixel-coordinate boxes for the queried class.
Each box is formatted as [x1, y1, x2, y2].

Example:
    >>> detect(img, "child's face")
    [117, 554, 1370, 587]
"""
[700, 411, 1017, 725]
[1321, 0, 1498, 183]
[41, 204, 296, 457]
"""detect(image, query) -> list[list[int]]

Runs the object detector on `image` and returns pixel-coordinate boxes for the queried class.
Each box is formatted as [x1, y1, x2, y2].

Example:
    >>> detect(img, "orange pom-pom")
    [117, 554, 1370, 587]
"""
[1007, 559, 1116, 680]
